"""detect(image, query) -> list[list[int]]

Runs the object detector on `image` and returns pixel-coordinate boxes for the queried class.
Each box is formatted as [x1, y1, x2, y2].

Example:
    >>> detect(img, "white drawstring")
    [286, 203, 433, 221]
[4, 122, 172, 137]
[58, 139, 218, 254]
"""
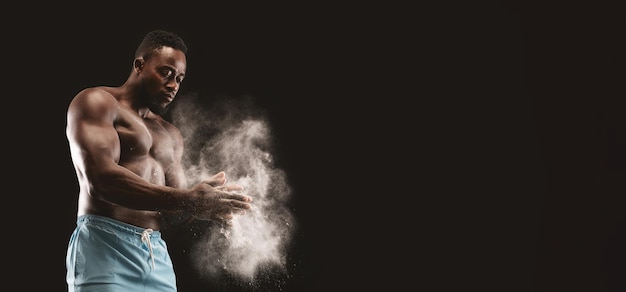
[141, 229, 155, 269]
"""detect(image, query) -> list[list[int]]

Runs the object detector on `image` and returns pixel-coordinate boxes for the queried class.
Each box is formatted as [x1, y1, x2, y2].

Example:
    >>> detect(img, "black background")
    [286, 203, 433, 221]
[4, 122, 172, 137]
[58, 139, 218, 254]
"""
[3, 2, 624, 291]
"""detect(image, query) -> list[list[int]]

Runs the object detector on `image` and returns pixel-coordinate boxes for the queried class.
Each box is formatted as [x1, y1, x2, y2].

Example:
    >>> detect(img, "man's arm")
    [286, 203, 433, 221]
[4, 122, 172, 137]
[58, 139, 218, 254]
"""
[66, 88, 186, 211]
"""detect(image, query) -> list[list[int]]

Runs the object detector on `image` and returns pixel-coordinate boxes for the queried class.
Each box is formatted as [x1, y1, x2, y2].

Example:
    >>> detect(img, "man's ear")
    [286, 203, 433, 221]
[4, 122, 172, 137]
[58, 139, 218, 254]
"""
[134, 58, 145, 72]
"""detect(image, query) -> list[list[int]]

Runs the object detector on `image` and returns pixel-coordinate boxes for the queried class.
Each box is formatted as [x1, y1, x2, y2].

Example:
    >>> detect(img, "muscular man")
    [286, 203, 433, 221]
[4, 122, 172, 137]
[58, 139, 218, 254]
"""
[65, 30, 252, 291]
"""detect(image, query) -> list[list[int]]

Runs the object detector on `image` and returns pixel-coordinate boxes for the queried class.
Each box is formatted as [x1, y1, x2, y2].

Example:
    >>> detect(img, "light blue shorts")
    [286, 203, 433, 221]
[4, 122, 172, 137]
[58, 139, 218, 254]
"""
[66, 215, 177, 291]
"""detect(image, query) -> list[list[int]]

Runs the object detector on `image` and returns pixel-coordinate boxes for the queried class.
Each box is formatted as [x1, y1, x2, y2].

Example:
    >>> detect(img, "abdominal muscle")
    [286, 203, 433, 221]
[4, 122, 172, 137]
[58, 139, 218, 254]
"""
[78, 195, 163, 230]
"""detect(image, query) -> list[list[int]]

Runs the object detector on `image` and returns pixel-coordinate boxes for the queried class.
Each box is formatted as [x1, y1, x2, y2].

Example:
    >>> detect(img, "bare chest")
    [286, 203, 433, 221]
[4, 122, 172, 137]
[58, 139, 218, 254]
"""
[114, 111, 177, 182]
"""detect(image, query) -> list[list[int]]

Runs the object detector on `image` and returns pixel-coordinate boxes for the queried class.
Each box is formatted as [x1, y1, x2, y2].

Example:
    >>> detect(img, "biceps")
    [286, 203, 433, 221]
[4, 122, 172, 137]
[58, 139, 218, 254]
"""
[68, 121, 121, 168]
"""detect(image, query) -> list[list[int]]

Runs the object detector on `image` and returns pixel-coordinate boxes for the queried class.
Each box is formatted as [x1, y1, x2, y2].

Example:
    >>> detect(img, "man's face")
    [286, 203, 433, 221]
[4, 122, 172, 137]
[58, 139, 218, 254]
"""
[141, 47, 187, 115]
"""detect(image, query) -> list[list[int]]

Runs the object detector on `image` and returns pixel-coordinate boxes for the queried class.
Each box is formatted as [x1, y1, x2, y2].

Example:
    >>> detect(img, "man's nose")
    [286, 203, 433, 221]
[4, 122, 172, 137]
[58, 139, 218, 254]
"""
[166, 79, 179, 92]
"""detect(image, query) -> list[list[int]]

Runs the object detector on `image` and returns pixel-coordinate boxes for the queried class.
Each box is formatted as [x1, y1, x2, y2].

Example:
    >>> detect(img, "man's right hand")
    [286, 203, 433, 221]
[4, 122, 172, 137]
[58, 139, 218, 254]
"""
[187, 172, 252, 224]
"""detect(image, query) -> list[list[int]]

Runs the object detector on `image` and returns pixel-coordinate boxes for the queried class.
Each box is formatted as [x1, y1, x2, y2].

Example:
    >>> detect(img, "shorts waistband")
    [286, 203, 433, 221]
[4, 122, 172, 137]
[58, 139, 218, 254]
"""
[77, 214, 161, 238]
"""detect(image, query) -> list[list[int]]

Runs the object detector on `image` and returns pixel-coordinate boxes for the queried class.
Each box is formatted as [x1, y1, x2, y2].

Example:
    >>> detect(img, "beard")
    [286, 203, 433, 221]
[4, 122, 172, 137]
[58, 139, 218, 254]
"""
[149, 99, 170, 116]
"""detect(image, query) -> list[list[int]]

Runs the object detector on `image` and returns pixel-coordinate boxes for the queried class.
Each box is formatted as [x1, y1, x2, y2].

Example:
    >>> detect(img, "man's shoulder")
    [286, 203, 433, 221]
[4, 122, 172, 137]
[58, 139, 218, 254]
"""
[73, 86, 117, 103]
[69, 86, 119, 113]
[76, 86, 115, 98]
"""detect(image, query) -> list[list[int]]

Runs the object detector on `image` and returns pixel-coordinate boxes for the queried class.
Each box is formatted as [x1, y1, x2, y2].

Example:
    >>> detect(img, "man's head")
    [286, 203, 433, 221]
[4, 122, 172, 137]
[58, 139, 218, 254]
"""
[133, 30, 188, 115]
[135, 30, 188, 59]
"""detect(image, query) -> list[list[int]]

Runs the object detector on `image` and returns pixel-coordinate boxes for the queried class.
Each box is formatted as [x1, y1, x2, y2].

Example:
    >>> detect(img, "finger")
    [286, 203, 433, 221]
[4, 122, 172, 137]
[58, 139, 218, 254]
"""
[203, 171, 226, 187]
[231, 193, 252, 202]
[212, 171, 226, 179]
[216, 191, 252, 202]
[215, 184, 244, 192]
[226, 199, 252, 210]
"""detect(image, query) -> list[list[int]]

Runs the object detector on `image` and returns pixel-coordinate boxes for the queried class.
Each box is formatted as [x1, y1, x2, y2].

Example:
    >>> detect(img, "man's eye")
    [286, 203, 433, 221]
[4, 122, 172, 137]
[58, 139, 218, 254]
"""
[161, 70, 173, 78]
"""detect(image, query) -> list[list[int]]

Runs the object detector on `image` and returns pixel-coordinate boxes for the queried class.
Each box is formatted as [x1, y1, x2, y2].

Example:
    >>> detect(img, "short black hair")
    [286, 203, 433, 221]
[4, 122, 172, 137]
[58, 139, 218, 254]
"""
[134, 30, 188, 59]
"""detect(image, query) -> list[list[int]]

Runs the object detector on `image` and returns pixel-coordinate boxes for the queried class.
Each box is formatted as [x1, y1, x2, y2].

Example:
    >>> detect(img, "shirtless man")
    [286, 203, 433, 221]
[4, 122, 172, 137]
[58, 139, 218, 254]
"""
[65, 30, 252, 291]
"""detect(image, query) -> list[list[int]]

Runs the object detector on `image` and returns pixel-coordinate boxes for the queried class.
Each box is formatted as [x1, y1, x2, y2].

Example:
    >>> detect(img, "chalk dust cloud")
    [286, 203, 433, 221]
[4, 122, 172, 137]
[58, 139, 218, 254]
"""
[169, 92, 295, 286]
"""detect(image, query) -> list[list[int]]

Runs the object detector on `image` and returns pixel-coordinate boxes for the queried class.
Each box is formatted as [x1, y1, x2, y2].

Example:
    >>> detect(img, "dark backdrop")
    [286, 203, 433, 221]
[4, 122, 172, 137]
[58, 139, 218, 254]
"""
[2, 2, 624, 291]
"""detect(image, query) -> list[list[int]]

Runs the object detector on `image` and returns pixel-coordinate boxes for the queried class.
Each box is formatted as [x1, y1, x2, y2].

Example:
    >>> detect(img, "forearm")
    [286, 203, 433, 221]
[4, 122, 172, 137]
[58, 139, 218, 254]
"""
[87, 165, 188, 212]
